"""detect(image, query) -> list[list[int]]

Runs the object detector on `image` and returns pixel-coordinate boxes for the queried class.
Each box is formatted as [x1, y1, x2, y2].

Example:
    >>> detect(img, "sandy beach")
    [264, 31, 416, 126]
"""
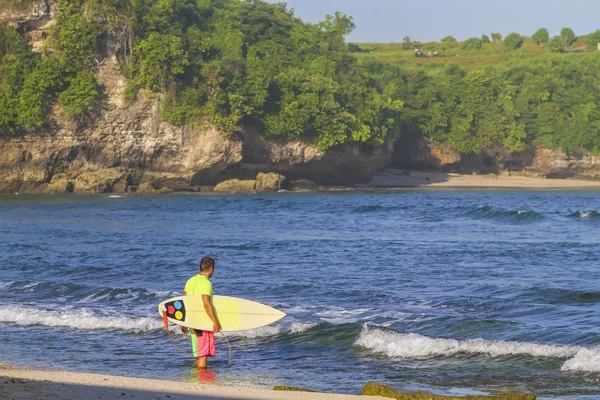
[0, 365, 381, 400]
[370, 169, 600, 189]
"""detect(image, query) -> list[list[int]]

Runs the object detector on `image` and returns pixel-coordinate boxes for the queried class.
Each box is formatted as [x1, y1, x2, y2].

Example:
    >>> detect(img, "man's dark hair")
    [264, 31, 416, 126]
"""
[200, 256, 215, 272]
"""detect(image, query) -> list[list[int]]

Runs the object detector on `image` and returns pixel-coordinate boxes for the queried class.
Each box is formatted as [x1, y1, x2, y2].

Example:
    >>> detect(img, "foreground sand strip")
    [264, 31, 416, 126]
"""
[1, 365, 381, 400]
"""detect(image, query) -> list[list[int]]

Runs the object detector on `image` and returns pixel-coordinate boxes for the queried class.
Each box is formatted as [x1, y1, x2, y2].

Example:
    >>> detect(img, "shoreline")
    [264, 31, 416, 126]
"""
[367, 170, 600, 190]
[4, 170, 600, 196]
[0, 365, 376, 400]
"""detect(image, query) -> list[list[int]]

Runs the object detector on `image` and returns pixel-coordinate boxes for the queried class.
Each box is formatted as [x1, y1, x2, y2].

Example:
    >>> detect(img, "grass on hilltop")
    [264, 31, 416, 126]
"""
[352, 37, 592, 70]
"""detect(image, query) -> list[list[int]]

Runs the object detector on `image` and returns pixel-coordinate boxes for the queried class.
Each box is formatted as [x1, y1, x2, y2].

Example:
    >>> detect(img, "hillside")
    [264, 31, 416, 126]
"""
[352, 37, 593, 70]
[3, 1, 600, 193]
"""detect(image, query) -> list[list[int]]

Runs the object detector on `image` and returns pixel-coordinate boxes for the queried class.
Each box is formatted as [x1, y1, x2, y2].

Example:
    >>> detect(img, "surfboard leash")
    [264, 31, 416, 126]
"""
[220, 332, 232, 368]
[162, 311, 232, 367]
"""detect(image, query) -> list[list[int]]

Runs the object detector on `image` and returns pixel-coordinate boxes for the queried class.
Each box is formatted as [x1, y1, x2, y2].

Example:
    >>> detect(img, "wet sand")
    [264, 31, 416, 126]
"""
[0, 365, 379, 400]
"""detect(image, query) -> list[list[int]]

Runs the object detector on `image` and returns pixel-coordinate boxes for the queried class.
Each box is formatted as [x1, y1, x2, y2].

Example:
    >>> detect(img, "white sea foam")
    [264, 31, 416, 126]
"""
[562, 348, 600, 372]
[0, 304, 168, 333]
[355, 326, 600, 372]
[228, 321, 318, 338]
[108, 195, 125, 198]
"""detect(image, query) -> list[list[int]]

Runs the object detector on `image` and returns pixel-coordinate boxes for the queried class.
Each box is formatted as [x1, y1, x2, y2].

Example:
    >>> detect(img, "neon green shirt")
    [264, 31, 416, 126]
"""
[184, 274, 213, 297]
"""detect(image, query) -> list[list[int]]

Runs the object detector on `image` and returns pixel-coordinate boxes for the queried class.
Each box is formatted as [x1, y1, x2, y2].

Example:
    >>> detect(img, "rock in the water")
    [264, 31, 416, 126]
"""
[256, 172, 286, 192]
[135, 182, 155, 193]
[112, 179, 128, 193]
[213, 179, 256, 194]
[361, 383, 536, 400]
[288, 179, 319, 191]
[155, 187, 173, 194]
[45, 174, 73, 193]
[73, 169, 125, 193]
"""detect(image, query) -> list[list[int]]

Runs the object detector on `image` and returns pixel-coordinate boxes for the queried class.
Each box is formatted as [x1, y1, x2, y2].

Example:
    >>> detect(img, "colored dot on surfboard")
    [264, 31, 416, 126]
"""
[175, 311, 183, 320]
[167, 305, 175, 314]
[174, 301, 182, 310]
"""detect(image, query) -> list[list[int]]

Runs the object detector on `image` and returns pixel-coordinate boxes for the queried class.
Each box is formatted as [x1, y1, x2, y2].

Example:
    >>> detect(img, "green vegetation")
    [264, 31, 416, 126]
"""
[532, 28, 549, 46]
[2, 0, 600, 158]
[548, 36, 564, 52]
[0, 0, 402, 150]
[585, 29, 600, 50]
[442, 35, 457, 44]
[560, 28, 577, 46]
[463, 37, 482, 50]
[504, 33, 524, 49]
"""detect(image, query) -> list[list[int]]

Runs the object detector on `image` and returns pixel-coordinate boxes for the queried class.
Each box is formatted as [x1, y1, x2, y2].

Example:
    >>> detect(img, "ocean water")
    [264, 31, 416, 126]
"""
[1, 191, 600, 399]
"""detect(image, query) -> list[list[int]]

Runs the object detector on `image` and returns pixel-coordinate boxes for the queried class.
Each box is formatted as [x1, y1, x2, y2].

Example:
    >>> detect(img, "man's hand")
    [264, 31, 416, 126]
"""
[181, 326, 188, 334]
[213, 322, 222, 333]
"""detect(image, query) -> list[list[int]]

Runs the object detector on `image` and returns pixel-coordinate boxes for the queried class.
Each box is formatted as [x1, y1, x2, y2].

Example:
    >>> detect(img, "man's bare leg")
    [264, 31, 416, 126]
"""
[196, 356, 207, 369]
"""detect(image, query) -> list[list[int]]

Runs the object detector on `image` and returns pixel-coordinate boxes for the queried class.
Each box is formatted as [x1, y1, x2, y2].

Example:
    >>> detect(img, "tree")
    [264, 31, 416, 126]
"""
[532, 28, 549, 46]
[134, 32, 188, 91]
[585, 30, 600, 50]
[560, 28, 577, 46]
[402, 36, 412, 50]
[504, 32, 524, 49]
[462, 37, 482, 50]
[481, 34, 491, 44]
[58, 71, 98, 117]
[491, 32, 502, 42]
[16, 60, 61, 128]
[548, 36, 564, 52]
[50, 0, 104, 72]
[441, 35, 457, 43]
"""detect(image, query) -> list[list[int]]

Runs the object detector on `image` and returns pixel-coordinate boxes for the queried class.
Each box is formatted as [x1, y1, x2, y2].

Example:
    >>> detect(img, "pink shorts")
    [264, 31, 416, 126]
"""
[191, 330, 215, 357]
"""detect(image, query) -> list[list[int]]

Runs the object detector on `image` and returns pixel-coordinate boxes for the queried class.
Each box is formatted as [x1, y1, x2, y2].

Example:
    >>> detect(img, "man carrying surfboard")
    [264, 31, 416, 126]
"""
[182, 256, 221, 369]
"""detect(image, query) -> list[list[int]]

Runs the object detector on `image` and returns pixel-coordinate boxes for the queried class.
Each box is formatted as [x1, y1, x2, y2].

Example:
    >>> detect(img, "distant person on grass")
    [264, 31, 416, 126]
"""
[182, 257, 221, 369]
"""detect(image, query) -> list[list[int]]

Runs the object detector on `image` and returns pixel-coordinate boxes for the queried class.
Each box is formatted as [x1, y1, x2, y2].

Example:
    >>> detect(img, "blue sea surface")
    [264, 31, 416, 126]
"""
[1, 191, 600, 399]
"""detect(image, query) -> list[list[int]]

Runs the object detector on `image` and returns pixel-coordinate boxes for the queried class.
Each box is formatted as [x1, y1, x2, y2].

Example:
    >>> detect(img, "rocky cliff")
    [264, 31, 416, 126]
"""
[0, 53, 393, 193]
[392, 134, 600, 180]
[0, 0, 393, 194]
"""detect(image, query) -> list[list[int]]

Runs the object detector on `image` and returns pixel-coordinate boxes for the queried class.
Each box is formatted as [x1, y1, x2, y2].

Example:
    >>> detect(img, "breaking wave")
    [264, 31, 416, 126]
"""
[0, 304, 166, 333]
[355, 326, 600, 373]
[0, 304, 317, 339]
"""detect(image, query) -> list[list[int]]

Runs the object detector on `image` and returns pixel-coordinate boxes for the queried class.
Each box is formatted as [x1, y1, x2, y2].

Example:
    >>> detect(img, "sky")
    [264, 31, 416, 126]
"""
[266, 0, 600, 43]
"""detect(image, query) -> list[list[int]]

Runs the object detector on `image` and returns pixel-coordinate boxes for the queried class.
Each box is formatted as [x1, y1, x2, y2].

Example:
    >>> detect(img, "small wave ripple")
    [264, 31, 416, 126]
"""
[1, 281, 179, 303]
[355, 326, 600, 372]
[568, 210, 600, 220]
[228, 321, 319, 338]
[464, 206, 543, 223]
[353, 205, 413, 213]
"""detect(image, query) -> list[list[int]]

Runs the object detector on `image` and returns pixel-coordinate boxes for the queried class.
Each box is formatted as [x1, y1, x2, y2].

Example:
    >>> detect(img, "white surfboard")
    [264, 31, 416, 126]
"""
[158, 295, 286, 332]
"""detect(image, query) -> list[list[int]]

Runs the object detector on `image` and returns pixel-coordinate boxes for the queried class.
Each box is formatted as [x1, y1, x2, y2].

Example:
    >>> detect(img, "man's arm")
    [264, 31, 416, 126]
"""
[181, 290, 188, 334]
[202, 294, 221, 333]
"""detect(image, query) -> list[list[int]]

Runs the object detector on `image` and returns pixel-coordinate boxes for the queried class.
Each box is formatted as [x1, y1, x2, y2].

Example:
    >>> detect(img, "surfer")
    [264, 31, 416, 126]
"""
[182, 256, 222, 369]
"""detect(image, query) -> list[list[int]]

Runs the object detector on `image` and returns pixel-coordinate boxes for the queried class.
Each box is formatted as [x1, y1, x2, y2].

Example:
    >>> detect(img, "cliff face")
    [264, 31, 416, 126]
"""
[0, 1, 394, 193]
[0, 56, 392, 193]
[392, 135, 600, 180]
